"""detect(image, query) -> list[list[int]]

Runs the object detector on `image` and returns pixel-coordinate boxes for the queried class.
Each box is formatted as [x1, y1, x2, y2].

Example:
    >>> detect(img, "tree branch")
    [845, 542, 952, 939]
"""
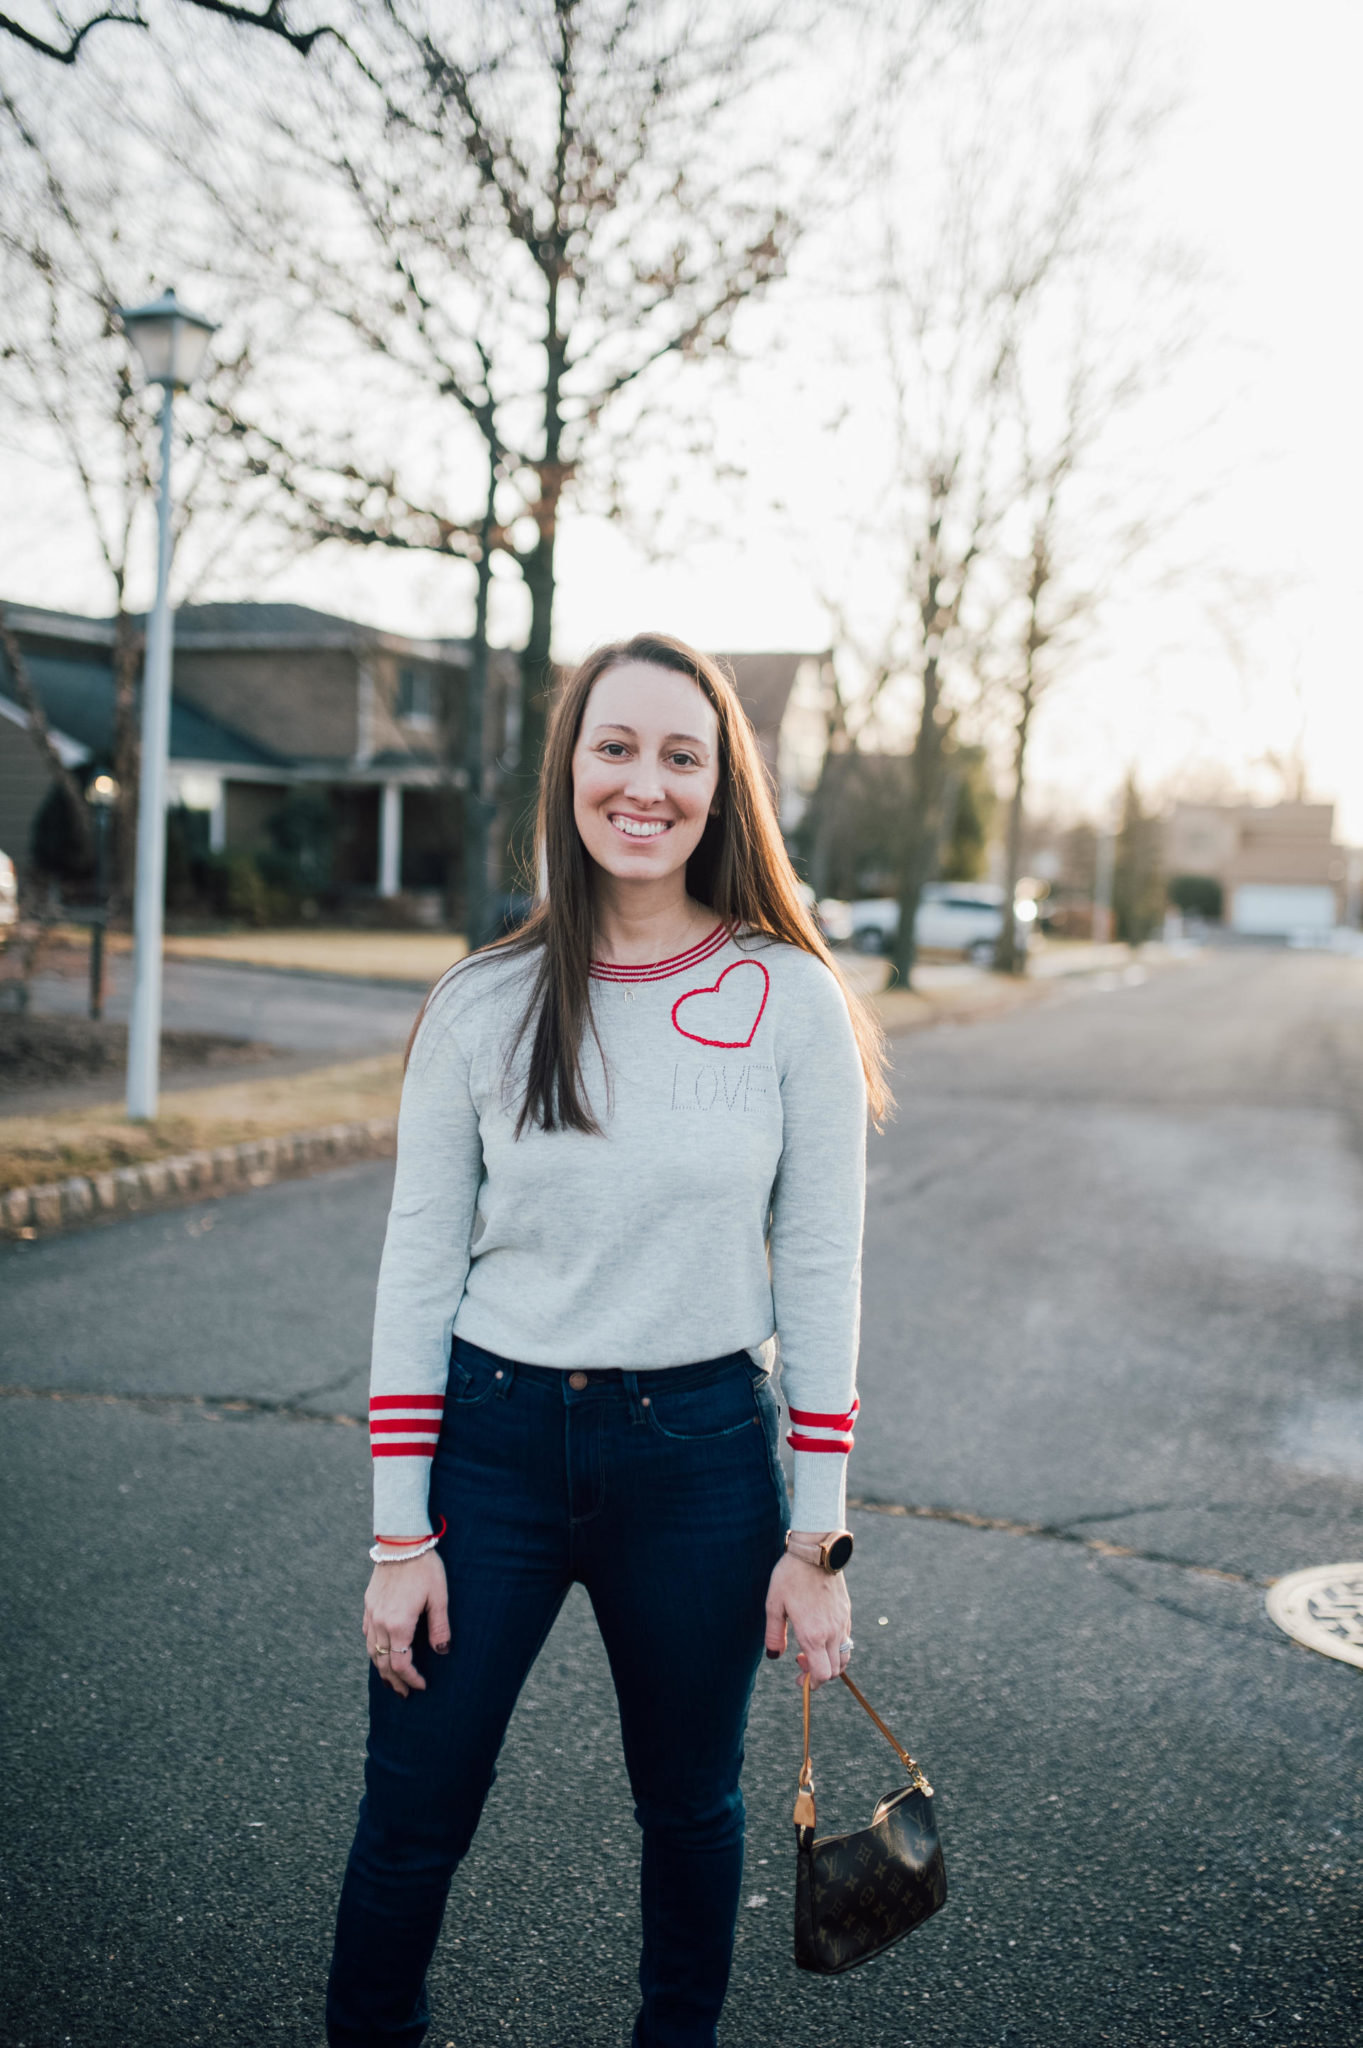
[0, 5, 141, 62]
[1, 0, 359, 66]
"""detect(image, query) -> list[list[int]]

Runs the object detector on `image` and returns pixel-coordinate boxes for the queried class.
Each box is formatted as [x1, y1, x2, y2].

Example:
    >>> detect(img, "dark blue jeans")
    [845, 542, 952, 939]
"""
[326, 1340, 789, 2048]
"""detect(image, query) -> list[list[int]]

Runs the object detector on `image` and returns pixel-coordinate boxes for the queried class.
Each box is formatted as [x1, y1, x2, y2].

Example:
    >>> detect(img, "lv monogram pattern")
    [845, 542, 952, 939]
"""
[794, 1786, 947, 1975]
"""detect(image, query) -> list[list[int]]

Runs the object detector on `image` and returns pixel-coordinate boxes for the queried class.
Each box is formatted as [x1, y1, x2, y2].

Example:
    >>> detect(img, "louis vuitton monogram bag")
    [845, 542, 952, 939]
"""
[792, 1671, 948, 1975]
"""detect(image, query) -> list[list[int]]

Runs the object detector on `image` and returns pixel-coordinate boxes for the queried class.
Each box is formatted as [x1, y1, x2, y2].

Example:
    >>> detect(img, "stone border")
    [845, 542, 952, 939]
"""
[0, 1116, 398, 1239]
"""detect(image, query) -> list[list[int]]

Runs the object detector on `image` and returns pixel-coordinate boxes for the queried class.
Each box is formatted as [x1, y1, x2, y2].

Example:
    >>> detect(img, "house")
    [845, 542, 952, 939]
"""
[717, 651, 834, 831]
[3, 607, 830, 900]
[0, 600, 520, 902]
[1165, 800, 1349, 934]
[1, 674, 90, 867]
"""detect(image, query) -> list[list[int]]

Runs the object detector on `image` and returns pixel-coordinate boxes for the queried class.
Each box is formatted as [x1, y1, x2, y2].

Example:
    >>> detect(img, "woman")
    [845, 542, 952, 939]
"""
[327, 633, 890, 2048]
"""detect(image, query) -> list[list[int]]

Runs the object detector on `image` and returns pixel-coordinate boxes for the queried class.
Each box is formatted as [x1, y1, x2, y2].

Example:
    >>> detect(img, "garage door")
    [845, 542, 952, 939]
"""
[1230, 884, 1336, 936]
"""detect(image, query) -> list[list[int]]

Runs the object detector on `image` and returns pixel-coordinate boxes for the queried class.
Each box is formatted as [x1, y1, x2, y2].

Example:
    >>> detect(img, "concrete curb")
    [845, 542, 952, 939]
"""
[0, 1116, 398, 1240]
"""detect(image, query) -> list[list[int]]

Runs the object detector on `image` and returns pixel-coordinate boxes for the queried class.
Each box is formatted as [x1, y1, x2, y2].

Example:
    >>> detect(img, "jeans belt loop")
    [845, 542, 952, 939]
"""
[622, 1370, 646, 1425]
[494, 1357, 515, 1399]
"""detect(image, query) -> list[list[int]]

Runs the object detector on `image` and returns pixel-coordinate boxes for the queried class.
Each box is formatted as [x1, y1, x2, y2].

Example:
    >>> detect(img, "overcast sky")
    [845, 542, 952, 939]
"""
[5, 0, 1361, 837]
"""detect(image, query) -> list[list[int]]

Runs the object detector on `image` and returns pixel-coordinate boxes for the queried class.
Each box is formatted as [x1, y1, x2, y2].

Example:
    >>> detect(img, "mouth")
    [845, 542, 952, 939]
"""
[608, 813, 672, 842]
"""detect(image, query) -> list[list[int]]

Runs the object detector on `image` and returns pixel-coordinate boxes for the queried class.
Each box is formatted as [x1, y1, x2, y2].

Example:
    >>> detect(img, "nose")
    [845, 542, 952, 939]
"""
[622, 751, 667, 805]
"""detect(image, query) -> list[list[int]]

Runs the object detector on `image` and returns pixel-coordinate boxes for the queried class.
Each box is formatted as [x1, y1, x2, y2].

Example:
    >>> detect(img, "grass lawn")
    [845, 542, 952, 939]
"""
[161, 928, 468, 982]
[34, 926, 469, 984]
[0, 1054, 402, 1194]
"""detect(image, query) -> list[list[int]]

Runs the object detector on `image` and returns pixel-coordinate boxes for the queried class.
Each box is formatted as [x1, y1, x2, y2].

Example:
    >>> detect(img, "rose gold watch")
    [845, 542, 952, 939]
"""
[785, 1529, 854, 1573]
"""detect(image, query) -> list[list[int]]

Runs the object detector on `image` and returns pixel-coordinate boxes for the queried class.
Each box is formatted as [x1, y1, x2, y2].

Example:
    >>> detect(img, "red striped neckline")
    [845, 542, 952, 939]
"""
[590, 922, 730, 984]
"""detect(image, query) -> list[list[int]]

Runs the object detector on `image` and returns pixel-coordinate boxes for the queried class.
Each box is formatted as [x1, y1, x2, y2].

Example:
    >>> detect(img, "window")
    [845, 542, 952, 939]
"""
[397, 666, 436, 728]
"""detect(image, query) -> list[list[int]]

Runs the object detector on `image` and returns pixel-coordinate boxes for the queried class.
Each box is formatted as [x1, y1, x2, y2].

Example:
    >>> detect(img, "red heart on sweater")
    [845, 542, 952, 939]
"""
[671, 959, 770, 1048]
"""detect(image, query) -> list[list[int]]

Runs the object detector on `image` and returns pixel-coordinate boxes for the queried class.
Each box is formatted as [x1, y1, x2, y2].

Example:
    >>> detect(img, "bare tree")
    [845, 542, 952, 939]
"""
[805, 11, 1190, 985]
[165, 0, 962, 868]
[983, 204, 1197, 972]
[5, 1, 966, 928]
[823, 178, 1072, 985]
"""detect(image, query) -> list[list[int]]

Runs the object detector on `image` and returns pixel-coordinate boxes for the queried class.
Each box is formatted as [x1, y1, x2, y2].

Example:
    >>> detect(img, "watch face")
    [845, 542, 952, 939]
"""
[826, 1532, 854, 1571]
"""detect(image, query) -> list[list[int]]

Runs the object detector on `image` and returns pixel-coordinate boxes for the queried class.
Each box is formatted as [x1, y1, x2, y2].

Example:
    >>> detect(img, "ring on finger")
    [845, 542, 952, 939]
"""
[373, 1646, 390, 1659]
[839, 1638, 854, 1657]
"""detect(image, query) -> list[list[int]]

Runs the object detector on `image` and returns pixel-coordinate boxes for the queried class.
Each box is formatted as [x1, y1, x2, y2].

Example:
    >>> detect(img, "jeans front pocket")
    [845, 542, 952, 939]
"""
[448, 1338, 512, 1406]
[749, 1368, 791, 1522]
[642, 1357, 762, 1442]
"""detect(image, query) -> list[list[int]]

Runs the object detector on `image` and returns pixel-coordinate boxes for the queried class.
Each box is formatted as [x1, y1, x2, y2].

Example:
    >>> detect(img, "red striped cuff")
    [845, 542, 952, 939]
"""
[369, 1393, 445, 1461]
[786, 1396, 857, 1458]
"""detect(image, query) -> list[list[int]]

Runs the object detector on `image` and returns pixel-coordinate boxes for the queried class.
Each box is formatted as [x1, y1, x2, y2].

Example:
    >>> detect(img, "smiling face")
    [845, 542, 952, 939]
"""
[571, 660, 722, 892]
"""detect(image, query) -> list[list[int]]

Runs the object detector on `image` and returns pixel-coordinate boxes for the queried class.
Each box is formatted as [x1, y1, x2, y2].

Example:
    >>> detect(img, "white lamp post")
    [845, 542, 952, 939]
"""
[117, 287, 217, 1121]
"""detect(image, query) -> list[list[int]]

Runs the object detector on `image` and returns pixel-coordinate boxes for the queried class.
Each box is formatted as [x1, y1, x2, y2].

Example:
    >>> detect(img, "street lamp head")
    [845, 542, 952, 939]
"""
[88, 773, 120, 809]
[116, 286, 217, 390]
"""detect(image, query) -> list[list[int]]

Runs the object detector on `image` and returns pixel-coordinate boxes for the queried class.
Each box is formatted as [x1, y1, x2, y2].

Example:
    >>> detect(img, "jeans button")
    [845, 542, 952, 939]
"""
[568, 1371, 589, 1390]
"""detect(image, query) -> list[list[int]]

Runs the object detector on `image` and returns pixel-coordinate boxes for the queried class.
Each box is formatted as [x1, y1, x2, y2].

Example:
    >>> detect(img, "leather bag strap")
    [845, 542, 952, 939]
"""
[837, 1671, 917, 1772]
[793, 1672, 932, 1831]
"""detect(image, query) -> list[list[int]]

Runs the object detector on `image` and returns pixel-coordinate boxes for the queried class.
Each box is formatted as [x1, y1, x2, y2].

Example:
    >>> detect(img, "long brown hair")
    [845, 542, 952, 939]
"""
[418, 632, 891, 1134]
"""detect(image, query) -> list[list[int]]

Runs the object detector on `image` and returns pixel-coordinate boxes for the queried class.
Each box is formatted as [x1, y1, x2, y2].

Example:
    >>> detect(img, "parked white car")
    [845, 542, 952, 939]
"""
[0, 850, 17, 927]
[819, 883, 1034, 964]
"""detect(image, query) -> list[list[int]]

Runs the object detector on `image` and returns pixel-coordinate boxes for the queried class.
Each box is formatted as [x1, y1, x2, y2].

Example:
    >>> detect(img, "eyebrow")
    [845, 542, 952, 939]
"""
[588, 723, 712, 749]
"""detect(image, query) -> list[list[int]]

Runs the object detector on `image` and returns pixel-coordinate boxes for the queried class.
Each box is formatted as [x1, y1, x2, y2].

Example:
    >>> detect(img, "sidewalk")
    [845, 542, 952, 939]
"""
[839, 936, 1168, 1032]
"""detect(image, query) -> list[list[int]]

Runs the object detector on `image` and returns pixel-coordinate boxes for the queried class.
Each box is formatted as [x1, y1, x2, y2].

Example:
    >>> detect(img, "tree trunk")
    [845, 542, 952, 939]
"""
[510, 518, 558, 879]
[993, 682, 1034, 975]
[507, 265, 569, 885]
[461, 460, 497, 950]
[111, 605, 143, 916]
[891, 652, 949, 987]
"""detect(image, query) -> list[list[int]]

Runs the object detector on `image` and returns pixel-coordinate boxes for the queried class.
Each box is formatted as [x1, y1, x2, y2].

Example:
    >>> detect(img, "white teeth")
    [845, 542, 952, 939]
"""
[612, 817, 669, 838]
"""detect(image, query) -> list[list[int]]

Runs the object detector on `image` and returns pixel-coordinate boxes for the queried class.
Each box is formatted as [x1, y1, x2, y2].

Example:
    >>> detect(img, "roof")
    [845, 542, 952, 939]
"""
[0, 647, 285, 769]
[0, 687, 90, 768]
[2, 599, 472, 664]
[366, 745, 441, 770]
[717, 652, 828, 738]
[546, 648, 828, 742]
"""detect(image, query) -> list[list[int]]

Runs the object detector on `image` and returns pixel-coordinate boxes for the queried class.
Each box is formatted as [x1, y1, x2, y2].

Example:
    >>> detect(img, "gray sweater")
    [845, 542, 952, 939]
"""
[368, 924, 867, 1536]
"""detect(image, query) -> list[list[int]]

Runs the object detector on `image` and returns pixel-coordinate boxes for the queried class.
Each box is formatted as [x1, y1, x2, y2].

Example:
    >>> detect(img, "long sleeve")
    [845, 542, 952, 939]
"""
[768, 958, 868, 1532]
[368, 985, 485, 1535]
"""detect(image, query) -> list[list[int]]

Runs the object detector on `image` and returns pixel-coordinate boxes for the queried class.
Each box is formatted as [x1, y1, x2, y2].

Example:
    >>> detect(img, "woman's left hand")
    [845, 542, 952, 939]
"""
[764, 1552, 852, 1691]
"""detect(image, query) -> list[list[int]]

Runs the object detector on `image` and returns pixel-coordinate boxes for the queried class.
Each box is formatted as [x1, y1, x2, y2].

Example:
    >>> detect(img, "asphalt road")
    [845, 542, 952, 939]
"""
[29, 951, 423, 1053]
[2, 948, 1360, 2047]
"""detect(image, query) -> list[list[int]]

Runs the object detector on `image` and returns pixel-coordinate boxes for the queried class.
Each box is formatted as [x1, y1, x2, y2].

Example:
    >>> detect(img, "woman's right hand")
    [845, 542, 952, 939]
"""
[363, 1551, 451, 1697]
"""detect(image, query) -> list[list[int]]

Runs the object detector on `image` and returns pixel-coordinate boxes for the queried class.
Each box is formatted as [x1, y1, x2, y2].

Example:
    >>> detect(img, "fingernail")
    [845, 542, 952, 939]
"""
[766, 1649, 780, 1660]
[434, 1643, 450, 1655]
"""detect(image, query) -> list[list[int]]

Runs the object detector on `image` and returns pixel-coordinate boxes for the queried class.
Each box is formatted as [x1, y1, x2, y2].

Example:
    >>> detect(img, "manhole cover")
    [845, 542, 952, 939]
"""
[1266, 1563, 1363, 1670]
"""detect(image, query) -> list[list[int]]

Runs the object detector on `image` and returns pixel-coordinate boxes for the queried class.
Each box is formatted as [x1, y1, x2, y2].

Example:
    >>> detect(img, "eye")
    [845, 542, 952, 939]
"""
[598, 741, 628, 758]
[669, 751, 700, 769]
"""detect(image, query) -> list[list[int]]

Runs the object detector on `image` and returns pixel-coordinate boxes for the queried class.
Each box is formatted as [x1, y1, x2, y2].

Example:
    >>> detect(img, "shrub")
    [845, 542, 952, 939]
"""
[1168, 873, 1223, 920]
